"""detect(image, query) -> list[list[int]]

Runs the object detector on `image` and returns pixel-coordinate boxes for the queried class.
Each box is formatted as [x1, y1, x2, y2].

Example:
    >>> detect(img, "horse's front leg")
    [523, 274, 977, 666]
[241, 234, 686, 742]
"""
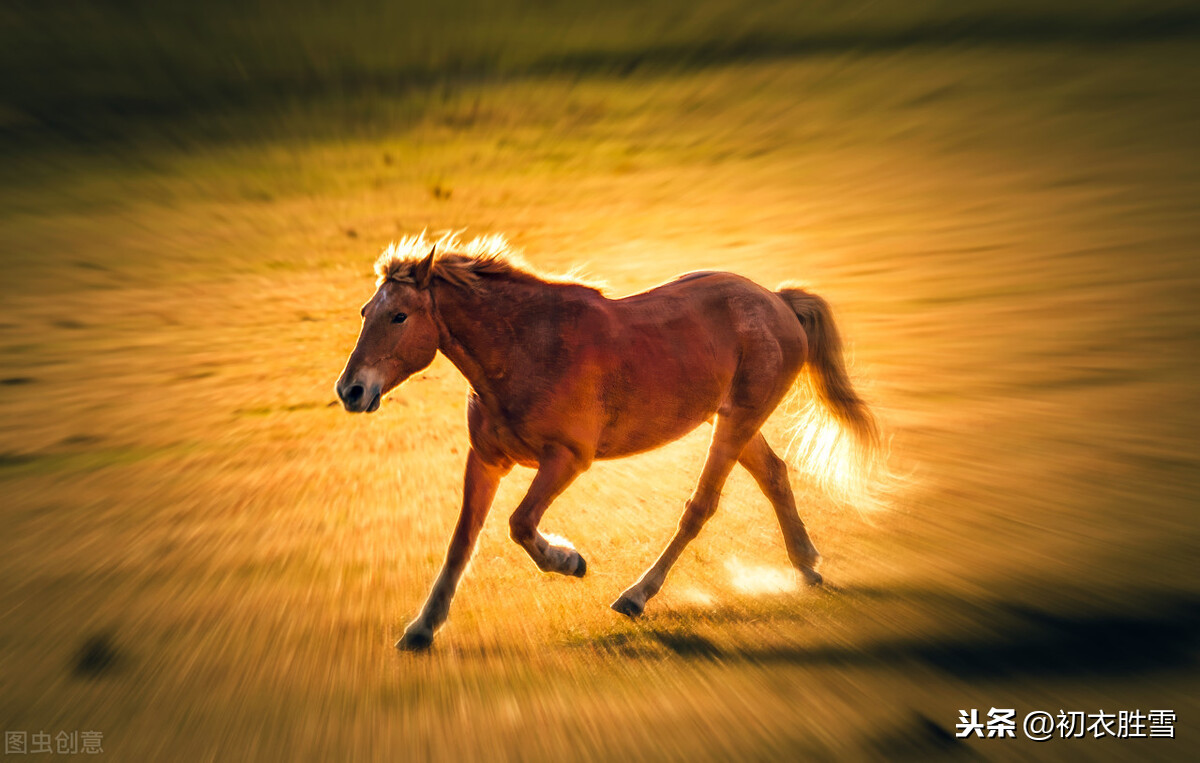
[398, 448, 511, 651]
[508, 444, 589, 577]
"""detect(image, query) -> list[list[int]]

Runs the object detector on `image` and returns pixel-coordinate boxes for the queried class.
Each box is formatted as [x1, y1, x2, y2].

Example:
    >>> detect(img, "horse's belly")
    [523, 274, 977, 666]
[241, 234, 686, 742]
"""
[589, 288, 747, 459]
[593, 363, 729, 459]
[594, 413, 714, 459]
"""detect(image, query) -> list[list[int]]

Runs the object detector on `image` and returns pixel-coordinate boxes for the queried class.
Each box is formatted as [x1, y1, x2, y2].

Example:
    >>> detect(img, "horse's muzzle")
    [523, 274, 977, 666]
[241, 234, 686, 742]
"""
[336, 379, 382, 413]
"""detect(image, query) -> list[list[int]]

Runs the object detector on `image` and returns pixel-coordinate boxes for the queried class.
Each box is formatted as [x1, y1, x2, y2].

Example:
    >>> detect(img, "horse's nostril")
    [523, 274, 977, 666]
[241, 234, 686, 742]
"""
[345, 384, 364, 403]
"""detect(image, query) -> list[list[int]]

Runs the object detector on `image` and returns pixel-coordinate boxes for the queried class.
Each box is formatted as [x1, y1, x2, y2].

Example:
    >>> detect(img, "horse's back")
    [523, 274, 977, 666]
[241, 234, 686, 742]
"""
[613, 270, 802, 343]
[591, 271, 805, 458]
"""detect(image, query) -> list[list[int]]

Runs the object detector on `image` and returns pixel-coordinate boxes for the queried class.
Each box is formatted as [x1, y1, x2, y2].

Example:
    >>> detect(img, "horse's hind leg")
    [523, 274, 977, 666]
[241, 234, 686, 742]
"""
[611, 410, 761, 617]
[738, 432, 823, 585]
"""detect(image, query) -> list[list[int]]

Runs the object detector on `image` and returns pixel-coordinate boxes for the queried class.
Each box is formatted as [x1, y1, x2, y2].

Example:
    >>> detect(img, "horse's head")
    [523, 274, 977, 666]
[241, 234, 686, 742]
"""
[335, 248, 440, 413]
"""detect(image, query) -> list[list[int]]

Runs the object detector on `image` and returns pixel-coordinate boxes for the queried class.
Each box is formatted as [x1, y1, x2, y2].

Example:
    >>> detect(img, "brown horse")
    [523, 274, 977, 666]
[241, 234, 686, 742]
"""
[335, 234, 877, 650]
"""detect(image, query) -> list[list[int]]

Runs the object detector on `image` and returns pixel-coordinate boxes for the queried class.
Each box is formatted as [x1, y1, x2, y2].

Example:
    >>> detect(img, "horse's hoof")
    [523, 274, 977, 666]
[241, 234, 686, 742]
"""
[799, 567, 824, 587]
[396, 628, 433, 652]
[610, 595, 644, 618]
[571, 553, 587, 577]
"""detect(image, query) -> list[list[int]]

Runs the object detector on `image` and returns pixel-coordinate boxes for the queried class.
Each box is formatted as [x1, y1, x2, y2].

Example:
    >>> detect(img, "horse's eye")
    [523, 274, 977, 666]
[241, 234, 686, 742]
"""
[392, 312, 408, 324]
[360, 306, 367, 318]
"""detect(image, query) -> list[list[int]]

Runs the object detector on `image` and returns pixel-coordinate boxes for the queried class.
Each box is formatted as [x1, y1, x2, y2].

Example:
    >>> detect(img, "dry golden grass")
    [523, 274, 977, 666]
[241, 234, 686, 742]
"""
[2, 43, 1199, 760]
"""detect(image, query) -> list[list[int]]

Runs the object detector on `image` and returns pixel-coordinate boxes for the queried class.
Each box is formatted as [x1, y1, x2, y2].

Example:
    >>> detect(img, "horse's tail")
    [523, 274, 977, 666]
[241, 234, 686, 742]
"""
[776, 285, 880, 501]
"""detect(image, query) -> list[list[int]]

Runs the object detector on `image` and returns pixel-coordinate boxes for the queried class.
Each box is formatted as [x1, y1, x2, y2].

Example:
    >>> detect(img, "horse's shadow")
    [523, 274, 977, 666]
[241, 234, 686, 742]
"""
[582, 584, 1200, 680]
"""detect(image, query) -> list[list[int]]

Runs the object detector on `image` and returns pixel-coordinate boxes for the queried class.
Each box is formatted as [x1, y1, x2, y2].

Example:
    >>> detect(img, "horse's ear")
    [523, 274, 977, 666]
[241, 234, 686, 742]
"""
[414, 245, 436, 289]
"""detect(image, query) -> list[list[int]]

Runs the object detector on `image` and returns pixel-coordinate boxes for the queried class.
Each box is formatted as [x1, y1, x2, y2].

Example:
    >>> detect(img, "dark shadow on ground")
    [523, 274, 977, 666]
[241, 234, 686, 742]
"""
[586, 591, 1200, 680]
[866, 713, 978, 761]
[749, 597, 1200, 678]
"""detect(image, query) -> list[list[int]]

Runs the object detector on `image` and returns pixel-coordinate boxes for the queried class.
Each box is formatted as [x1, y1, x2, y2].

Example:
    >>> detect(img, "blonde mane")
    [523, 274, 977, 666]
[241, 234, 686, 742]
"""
[374, 232, 600, 292]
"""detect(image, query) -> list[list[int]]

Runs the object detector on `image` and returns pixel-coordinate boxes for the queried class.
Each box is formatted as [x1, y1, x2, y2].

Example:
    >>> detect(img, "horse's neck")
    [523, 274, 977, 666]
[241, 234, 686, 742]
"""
[430, 278, 553, 401]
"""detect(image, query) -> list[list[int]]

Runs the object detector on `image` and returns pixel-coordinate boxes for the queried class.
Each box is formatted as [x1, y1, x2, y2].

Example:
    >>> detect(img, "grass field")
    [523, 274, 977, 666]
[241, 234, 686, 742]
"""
[2, 2, 1199, 760]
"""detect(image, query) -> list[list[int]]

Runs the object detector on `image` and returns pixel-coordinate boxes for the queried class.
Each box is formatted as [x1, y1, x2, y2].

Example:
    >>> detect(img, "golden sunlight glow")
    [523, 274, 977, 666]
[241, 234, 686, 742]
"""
[678, 587, 716, 607]
[782, 394, 906, 515]
[725, 557, 799, 596]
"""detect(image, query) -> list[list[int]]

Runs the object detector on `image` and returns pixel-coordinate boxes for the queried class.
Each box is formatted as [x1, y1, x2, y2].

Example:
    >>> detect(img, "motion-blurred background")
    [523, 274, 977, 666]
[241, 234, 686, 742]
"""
[2, 1, 1198, 759]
